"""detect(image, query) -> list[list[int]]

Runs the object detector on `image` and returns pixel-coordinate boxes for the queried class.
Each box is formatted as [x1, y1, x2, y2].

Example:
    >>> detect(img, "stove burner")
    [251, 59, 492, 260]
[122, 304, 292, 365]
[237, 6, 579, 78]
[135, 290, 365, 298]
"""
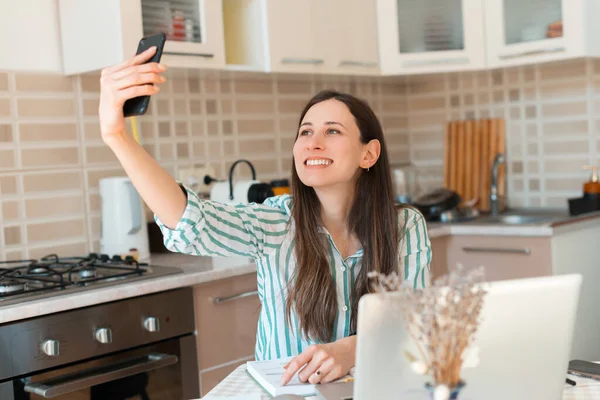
[29, 266, 50, 275]
[0, 280, 25, 294]
[79, 267, 97, 279]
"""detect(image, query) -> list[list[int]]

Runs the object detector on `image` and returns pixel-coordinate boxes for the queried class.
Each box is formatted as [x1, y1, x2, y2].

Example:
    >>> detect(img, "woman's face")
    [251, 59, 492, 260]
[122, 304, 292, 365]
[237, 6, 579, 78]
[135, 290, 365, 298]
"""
[293, 99, 369, 189]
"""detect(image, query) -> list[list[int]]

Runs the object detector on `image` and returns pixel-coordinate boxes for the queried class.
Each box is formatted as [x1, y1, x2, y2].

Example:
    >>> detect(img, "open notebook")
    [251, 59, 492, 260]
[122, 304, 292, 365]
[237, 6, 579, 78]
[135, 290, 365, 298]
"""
[246, 357, 352, 397]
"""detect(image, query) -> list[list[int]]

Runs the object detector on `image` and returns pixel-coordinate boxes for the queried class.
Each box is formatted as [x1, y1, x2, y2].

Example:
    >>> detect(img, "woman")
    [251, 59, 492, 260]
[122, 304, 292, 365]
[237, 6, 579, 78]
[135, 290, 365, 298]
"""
[98, 46, 432, 387]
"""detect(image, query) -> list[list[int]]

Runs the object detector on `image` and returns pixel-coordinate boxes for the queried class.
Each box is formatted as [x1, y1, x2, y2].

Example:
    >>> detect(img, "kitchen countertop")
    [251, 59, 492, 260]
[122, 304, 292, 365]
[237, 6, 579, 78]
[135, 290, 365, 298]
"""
[0, 253, 256, 325]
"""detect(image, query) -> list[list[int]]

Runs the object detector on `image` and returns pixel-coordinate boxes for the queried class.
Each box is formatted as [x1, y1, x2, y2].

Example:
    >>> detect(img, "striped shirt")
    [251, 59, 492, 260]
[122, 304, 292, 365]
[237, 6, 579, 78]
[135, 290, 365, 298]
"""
[155, 185, 432, 361]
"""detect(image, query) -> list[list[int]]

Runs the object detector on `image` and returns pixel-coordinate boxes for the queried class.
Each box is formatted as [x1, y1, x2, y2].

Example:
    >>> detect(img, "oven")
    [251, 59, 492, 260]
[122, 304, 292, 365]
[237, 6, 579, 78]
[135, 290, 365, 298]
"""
[0, 288, 199, 399]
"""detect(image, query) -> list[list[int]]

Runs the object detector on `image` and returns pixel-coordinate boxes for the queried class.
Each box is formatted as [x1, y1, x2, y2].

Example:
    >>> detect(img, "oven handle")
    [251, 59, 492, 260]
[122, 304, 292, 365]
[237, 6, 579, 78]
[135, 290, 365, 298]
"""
[24, 352, 178, 398]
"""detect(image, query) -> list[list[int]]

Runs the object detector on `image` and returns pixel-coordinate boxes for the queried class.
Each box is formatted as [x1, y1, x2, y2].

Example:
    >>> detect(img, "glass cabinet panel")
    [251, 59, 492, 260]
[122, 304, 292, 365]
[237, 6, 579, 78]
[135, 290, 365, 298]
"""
[396, 0, 465, 53]
[503, 0, 563, 45]
[141, 0, 203, 44]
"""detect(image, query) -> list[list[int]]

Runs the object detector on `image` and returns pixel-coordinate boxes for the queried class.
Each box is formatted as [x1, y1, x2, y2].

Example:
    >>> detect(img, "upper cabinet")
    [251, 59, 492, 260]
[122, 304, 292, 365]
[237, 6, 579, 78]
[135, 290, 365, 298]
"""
[485, 0, 600, 68]
[224, 0, 380, 76]
[58, 0, 226, 75]
[376, 0, 485, 75]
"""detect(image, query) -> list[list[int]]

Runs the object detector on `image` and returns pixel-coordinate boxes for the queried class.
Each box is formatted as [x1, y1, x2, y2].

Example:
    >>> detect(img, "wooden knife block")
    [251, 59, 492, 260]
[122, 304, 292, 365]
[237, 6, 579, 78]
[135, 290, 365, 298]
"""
[443, 118, 506, 213]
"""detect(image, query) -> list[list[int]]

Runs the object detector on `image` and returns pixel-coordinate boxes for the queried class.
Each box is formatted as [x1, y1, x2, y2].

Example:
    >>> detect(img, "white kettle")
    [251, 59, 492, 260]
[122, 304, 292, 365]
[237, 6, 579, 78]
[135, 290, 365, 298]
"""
[99, 177, 150, 261]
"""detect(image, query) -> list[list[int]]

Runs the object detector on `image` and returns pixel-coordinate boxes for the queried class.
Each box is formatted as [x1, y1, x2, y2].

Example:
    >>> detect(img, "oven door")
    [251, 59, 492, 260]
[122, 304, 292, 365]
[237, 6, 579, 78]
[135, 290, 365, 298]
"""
[7, 334, 198, 400]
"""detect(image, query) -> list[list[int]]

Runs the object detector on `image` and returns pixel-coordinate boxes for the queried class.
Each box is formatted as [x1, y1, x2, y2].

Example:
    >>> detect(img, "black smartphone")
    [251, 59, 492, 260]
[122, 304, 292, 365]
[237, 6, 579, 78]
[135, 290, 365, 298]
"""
[123, 32, 166, 117]
[568, 360, 600, 381]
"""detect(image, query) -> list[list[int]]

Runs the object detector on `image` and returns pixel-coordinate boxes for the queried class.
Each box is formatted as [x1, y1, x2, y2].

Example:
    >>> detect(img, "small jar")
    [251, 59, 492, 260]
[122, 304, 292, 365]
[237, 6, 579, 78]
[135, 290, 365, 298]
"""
[270, 179, 290, 196]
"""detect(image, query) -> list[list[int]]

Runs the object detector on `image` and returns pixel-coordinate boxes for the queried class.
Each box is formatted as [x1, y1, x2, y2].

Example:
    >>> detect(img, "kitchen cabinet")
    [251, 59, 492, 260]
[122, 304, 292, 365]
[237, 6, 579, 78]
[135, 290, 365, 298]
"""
[375, 0, 485, 75]
[485, 0, 600, 68]
[194, 272, 260, 396]
[58, 0, 226, 75]
[224, 0, 380, 75]
[0, 0, 63, 72]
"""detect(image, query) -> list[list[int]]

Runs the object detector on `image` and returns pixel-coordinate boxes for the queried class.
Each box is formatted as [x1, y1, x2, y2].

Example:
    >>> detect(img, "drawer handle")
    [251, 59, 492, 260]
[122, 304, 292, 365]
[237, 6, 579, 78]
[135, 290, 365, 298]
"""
[163, 51, 215, 58]
[338, 60, 378, 67]
[212, 290, 258, 304]
[401, 57, 470, 67]
[462, 247, 531, 255]
[281, 57, 324, 65]
[498, 46, 565, 60]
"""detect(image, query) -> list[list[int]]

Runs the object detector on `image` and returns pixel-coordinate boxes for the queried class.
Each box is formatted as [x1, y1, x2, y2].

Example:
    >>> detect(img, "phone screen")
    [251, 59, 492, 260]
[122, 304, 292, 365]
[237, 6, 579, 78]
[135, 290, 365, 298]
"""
[568, 360, 600, 380]
[123, 32, 166, 117]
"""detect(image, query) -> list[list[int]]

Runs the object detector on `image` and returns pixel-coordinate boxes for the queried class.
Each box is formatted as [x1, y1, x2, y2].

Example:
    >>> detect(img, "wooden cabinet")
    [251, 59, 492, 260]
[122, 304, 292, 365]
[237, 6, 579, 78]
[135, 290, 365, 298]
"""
[194, 272, 260, 396]
[376, 0, 485, 75]
[225, 0, 380, 75]
[431, 234, 553, 282]
[58, 0, 225, 75]
[0, 0, 63, 72]
[484, 0, 600, 68]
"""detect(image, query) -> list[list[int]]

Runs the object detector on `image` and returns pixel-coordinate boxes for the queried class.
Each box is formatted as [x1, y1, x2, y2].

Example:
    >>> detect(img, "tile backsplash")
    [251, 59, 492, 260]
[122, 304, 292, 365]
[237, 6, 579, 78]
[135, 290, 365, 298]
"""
[1, 57, 598, 259]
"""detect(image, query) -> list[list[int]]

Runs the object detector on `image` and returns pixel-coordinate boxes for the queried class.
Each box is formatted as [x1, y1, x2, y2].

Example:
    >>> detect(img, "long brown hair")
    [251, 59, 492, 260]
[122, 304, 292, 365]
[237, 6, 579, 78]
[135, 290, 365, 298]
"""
[286, 90, 399, 342]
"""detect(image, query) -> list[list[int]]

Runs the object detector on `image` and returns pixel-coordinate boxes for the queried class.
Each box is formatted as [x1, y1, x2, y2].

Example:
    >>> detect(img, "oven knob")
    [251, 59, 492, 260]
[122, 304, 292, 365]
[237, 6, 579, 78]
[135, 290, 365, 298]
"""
[95, 327, 113, 344]
[41, 339, 59, 356]
[143, 317, 160, 333]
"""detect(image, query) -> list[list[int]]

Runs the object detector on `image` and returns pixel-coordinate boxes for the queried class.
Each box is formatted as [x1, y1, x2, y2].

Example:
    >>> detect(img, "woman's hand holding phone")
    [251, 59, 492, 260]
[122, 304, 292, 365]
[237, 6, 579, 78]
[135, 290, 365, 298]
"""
[98, 47, 167, 143]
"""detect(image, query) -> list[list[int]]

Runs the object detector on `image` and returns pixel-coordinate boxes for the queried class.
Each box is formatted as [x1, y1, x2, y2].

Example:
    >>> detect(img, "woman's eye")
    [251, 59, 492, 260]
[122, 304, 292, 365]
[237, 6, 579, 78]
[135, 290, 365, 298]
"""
[327, 129, 340, 135]
[299, 130, 311, 136]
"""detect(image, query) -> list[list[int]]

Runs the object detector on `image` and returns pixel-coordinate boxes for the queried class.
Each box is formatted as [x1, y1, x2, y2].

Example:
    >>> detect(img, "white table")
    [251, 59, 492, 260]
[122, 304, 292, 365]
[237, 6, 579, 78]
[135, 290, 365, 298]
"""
[201, 364, 600, 399]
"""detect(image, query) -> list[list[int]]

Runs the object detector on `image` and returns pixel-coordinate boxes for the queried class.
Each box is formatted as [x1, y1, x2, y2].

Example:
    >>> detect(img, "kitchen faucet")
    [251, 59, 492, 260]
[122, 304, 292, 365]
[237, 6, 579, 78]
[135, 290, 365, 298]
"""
[490, 153, 505, 216]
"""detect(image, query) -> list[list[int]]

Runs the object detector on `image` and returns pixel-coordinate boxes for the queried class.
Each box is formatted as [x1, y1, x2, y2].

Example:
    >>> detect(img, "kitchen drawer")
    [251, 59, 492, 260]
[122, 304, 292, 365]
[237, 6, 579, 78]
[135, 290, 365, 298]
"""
[200, 358, 249, 396]
[194, 273, 260, 370]
[446, 235, 552, 282]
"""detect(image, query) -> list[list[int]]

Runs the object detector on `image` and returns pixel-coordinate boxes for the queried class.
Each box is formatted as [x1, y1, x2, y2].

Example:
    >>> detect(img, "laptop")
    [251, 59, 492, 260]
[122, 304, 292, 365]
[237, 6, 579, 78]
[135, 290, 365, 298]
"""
[317, 273, 582, 400]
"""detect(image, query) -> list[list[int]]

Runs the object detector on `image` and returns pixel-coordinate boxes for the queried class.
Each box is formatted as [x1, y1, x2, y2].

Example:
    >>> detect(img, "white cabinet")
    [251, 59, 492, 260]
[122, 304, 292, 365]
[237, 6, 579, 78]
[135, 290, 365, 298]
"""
[376, 0, 485, 75]
[485, 0, 600, 68]
[224, 0, 380, 75]
[0, 0, 63, 72]
[58, 0, 225, 75]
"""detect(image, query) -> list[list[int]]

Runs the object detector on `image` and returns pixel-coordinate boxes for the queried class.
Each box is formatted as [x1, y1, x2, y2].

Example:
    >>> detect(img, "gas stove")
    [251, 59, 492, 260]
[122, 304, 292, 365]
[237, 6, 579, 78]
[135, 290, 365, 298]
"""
[0, 253, 182, 306]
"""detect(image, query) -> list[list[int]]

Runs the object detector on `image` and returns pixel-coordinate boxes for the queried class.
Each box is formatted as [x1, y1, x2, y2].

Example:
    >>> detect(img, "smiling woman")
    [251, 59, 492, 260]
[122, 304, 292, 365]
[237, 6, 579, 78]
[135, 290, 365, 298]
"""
[97, 52, 431, 390]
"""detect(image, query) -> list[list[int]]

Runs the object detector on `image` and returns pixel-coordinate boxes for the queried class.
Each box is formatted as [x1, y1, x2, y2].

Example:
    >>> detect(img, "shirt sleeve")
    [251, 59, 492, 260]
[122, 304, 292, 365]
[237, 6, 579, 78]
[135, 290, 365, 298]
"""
[397, 207, 432, 289]
[154, 184, 291, 259]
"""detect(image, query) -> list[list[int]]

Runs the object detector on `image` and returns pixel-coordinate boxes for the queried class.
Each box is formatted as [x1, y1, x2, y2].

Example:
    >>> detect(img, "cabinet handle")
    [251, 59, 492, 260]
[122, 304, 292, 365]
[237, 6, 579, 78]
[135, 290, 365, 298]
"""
[163, 51, 215, 58]
[338, 60, 378, 67]
[212, 290, 258, 304]
[498, 46, 565, 60]
[281, 57, 324, 65]
[462, 247, 531, 255]
[400, 57, 470, 67]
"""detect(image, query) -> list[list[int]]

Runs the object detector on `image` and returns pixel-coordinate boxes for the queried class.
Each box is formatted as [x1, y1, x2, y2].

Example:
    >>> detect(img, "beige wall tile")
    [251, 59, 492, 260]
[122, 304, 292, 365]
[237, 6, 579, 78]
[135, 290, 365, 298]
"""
[190, 99, 203, 115]
[540, 80, 586, 99]
[84, 123, 102, 141]
[18, 98, 75, 117]
[174, 99, 188, 115]
[0, 150, 15, 168]
[22, 147, 79, 167]
[281, 137, 295, 152]
[239, 138, 276, 155]
[277, 81, 311, 94]
[89, 193, 100, 211]
[237, 119, 275, 134]
[221, 99, 233, 114]
[235, 80, 273, 94]
[545, 178, 581, 192]
[24, 171, 82, 193]
[90, 215, 101, 236]
[278, 99, 306, 114]
[540, 60, 586, 80]
[236, 99, 274, 114]
[409, 96, 445, 111]
[0, 124, 12, 142]
[4, 226, 21, 245]
[543, 140, 589, 155]
[0, 72, 8, 91]
[193, 141, 205, 158]
[409, 113, 445, 129]
[381, 98, 408, 113]
[542, 120, 588, 137]
[0, 176, 18, 195]
[2, 200, 20, 220]
[157, 99, 171, 115]
[80, 74, 101, 92]
[27, 219, 85, 243]
[5, 250, 25, 260]
[85, 145, 118, 164]
[83, 99, 99, 116]
[541, 102, 587, 118]
[191, 121, 205, 136]
[173, 79, 187, 93]
[381, 116, 408, 130]
[544, 157, 589, 174]
[29, 242, 87, 259]
[0, 98, 11, 116]
[15, 73, 74, 92]
[159, 143, 174, 160]
[25, 195, 84, 218]
[385, 134, 409, 147]
[279, 117, 298, 133]
[177, 143, 189, 158]
[20, 123, 78, 142]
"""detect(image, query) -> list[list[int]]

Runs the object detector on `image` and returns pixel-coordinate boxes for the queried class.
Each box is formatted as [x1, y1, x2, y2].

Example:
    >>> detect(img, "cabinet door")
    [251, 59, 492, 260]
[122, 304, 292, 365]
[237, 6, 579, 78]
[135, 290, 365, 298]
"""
[485, 0, 585, 67]
[446, 235, 553, 282]
[266, 0, 327, 73]
[194, 273, 260, 371]
[329, 0, 380, 76]
[376, 0, 485, 74]
[141, 0, 226, 68]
